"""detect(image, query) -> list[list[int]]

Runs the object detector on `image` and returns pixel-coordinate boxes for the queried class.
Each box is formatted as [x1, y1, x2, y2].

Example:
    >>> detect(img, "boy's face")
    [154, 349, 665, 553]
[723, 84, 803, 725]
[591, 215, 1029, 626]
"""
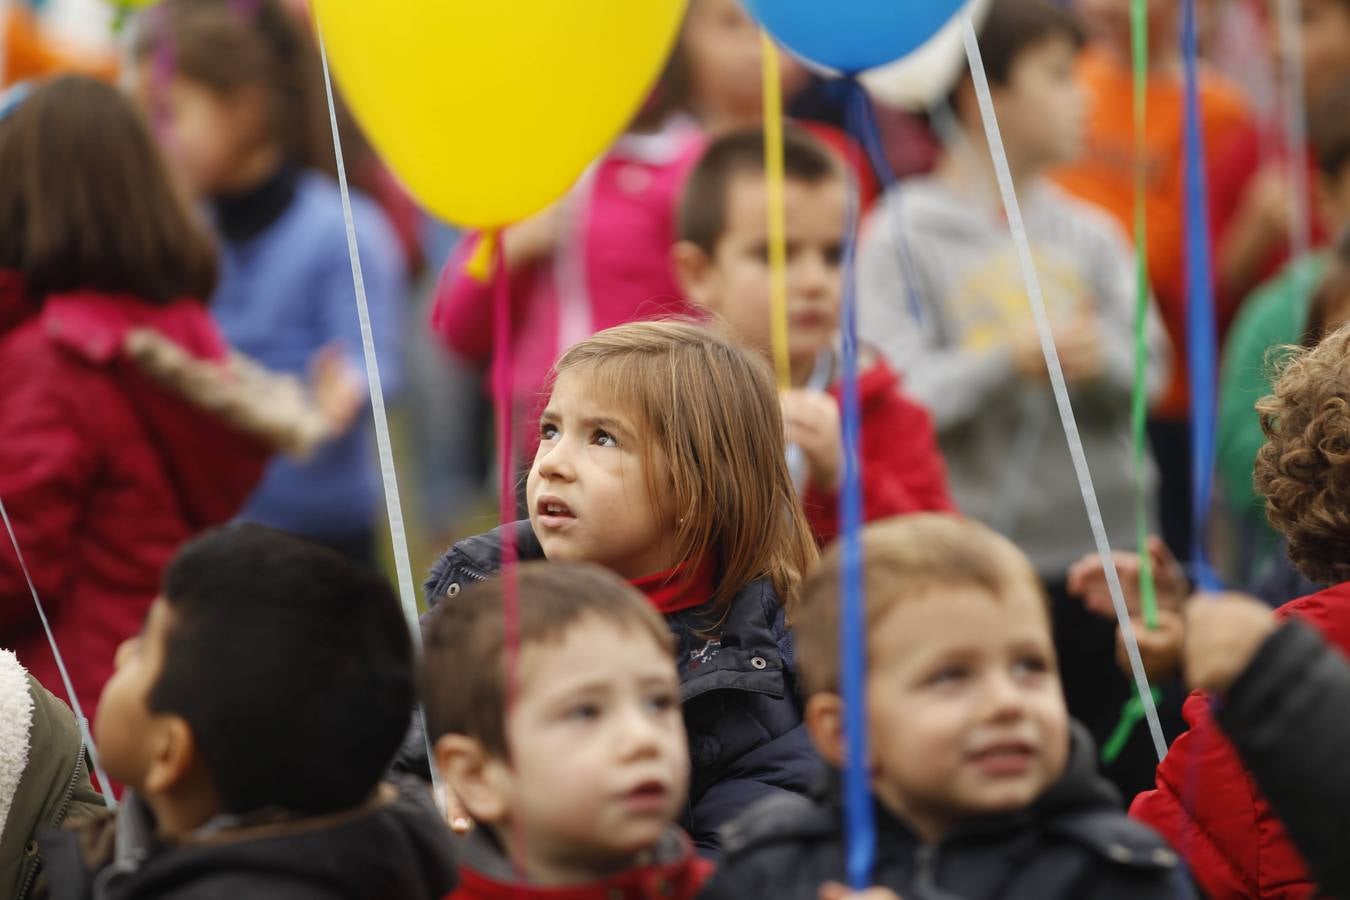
[862, 585, 1069, 841]
[678, 171, 846, 368]
[488, 616, 689, 879]
[993, 36, 1086, 171]
[95, 597, 174, 791]
[1282, 0, 1350, 108]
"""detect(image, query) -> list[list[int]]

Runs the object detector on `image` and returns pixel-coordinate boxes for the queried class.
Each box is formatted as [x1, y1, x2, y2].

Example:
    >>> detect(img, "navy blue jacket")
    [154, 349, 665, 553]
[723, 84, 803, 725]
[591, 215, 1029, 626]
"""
[424, 522, 823, 853]
[700, 724, 1196, 900]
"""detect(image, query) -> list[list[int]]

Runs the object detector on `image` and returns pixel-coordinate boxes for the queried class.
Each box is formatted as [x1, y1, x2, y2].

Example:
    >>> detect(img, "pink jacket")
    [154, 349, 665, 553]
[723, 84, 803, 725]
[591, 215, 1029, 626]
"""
[431, 120, 706, 422]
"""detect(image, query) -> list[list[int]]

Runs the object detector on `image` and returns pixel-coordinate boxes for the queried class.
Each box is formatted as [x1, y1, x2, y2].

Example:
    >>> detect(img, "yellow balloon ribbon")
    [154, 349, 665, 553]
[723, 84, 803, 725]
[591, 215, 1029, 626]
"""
[761, 31, 791, 391]
[312, 0, 686, 229]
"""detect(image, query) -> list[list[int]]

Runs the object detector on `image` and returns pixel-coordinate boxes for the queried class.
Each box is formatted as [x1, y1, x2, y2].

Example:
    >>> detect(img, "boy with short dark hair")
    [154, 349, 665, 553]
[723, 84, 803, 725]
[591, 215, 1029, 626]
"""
[857, 0, 1174, 799]
[674, 126, 954, 546]
[422, 562, 710, 899]
[40, 524, 456, 900]
[702, 514, 1192, 900]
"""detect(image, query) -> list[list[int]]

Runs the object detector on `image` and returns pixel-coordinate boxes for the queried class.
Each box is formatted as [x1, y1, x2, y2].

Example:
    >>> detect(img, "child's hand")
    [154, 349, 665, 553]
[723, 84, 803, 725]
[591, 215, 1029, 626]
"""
[1115, 609, 1186, 683]
[818, 884, 903, 900]
[1183, 593, 1278, 695]
[1067, 536, 1188, 619]
[503, 203, 562, 268]
[308, 342, 365, 436]
[782, 389, 843, 492]
[1010, 317, 1103, 384]
[1054, 315, 1105, 384]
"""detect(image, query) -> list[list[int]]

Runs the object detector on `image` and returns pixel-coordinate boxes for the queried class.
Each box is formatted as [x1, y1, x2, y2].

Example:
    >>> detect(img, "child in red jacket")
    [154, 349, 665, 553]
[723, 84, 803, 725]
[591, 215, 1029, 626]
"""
[421, 562, 711, 899]
[673, 126, 954, 544]
[1079, 322, 1350, 898]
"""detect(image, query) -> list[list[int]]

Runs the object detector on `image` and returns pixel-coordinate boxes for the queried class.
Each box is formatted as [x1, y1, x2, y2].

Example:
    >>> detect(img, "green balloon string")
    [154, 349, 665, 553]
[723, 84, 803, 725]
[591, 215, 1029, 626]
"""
[1103, 685, 1164, 765]
[1105, 0, 1161, 765]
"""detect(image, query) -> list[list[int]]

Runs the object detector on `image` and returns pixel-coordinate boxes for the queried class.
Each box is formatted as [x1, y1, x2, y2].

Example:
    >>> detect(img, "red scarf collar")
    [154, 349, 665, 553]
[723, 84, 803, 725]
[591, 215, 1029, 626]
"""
[630, 557, 715, 615]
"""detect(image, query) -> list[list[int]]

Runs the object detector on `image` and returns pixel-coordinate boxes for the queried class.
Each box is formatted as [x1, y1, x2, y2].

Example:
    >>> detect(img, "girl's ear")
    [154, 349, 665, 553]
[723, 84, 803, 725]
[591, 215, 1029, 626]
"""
[804, 692, 846, 768]
[434, 733, 513, 825]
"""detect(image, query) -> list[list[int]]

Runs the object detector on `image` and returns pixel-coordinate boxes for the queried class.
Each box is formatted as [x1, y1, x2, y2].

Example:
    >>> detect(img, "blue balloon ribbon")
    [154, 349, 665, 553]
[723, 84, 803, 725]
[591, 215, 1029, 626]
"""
[1181, 0, 1221, 592]
[839, 79, 876, 890]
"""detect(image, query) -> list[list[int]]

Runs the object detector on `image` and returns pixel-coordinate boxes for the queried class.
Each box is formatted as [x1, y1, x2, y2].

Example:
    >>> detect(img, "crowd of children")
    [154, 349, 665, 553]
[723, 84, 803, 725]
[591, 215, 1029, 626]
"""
[4, 0, 1350, 896]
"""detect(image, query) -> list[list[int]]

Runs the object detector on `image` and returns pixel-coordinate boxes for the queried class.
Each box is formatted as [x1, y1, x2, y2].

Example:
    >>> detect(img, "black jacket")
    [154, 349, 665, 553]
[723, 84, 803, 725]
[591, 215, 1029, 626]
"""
[424, 522, 823, 852]
[1216, 619, 1350, 899]
[700, 724, 1195, 900]
[39, 778, 457, 900]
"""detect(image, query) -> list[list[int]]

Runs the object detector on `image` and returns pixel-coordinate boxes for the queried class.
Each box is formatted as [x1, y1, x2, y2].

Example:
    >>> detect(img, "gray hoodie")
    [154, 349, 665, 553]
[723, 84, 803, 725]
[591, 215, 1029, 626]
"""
[857, 176, 1171, 576]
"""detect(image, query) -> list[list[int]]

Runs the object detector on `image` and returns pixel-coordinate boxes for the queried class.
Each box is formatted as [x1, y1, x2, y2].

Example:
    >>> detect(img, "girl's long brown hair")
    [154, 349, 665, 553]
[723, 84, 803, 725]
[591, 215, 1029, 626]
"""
[133, 0, 337, 178]
[552, 320, 817, 618]
[0, 75, 217, 304]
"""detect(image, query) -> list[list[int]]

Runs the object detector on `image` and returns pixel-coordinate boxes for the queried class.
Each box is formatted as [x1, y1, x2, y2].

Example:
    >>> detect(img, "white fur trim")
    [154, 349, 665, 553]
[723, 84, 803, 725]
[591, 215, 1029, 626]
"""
[0, 650, 35, 845]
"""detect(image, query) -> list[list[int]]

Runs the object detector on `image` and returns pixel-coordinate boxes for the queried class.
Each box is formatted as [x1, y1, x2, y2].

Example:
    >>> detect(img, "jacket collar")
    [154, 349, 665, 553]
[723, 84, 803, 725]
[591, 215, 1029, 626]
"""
[453, 827, 709, 899]
[425, 524, 794, 700]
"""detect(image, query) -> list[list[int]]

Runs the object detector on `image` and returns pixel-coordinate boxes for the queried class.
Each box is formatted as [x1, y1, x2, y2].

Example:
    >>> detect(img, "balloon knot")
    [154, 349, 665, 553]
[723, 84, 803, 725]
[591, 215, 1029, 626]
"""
[465, 231, 499, 284]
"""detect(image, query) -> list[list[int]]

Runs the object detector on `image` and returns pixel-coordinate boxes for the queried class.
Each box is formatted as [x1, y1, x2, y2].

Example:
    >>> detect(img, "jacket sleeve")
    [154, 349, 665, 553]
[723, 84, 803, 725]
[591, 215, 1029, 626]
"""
[856, 206, 1020, 432]
[1217, 283, 1300, 524]
[1129, 686, 1315, 899]
[802, 390, 955, 543]
[0, 363, 97, 635]
[686, 723, 822, 854]
[429, 234, 540, 368]
[1215, 621, 1350, 900]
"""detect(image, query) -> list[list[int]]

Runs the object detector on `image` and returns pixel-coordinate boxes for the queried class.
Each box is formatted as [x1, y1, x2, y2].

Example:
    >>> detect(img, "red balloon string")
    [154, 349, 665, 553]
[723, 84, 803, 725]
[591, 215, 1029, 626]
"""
[490, 233, 525, 881]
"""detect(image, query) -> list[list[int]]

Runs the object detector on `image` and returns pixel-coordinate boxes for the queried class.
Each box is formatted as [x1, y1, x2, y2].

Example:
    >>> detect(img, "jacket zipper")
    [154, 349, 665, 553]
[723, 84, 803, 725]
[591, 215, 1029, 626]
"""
[915, 843, 940, 895]
[16, 752, 85, 900]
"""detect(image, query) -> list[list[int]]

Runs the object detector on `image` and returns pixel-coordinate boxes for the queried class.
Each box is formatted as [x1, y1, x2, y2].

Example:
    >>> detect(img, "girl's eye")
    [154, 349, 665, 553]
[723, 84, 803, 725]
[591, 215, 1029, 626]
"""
[540, 423, 559, 441]
[593, 429, 618, 448]
[565, 703, 602, 723]
[647, 691, 678, 713]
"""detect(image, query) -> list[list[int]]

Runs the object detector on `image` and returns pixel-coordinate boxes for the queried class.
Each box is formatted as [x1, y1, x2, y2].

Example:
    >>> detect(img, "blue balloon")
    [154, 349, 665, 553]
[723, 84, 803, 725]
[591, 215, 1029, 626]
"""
[742, 0, 967, 75]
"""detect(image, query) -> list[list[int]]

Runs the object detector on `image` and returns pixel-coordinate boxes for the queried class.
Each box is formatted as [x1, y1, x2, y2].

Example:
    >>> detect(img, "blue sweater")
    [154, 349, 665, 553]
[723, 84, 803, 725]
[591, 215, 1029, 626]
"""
[211, 171, 406, 540]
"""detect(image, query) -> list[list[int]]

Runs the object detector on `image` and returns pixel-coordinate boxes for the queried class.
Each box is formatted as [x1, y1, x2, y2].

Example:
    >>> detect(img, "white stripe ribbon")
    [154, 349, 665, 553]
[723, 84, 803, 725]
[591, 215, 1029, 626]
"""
[0, 494, 118, 805]
[960, 12, 1167, 761]
[314, 22, 445, 798]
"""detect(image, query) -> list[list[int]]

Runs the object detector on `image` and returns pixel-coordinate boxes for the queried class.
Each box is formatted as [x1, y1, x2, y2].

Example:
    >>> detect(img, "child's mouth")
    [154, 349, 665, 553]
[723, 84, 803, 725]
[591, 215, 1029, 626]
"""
[968, 741, 1037, 776]
[622, 780, 670, 813]
[535, 496, 576, 529]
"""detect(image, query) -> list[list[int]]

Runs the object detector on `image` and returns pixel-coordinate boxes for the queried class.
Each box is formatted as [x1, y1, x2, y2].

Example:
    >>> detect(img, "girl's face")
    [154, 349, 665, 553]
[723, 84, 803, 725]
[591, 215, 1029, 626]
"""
[681, 0, 807, 130]
[133, 68, 269, 196]
[527, 371, 680, 580]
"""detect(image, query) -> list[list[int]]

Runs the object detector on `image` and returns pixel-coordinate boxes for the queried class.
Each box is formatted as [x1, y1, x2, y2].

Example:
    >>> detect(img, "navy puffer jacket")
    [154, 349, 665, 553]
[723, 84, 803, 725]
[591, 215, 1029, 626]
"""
[423, 522, 823, 853]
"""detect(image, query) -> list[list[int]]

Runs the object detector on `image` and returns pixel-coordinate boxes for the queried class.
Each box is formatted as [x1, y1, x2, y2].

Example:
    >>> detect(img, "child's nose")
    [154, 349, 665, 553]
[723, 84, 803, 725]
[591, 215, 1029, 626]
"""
[535, 439, 575, 480]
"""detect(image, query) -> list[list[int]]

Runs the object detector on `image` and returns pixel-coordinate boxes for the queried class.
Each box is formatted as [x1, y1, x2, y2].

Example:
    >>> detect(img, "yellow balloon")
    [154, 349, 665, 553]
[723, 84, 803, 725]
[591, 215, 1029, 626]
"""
[312, 0, 687, 229]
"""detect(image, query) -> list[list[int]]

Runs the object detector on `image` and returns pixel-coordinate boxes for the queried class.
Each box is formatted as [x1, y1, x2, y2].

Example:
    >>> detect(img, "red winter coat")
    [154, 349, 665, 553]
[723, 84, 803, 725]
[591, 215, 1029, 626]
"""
[801, 360, 955, 544]
[0, 279, 267, 720]
[1131, 580, 1350, 899]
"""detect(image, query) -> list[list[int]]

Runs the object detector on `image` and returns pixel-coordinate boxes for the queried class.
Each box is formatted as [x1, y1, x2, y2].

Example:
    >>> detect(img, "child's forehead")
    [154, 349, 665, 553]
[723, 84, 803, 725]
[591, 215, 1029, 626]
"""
[516, 614, 674, 687]
[547, 368, 650, 426]
[870, 584, 1051, 654]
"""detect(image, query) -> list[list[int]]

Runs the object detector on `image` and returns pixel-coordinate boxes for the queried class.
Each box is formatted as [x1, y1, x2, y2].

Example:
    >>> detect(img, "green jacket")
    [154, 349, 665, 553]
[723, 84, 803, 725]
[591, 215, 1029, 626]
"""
[0, 661, 107, 900]
[1217, 255, 1327, 554]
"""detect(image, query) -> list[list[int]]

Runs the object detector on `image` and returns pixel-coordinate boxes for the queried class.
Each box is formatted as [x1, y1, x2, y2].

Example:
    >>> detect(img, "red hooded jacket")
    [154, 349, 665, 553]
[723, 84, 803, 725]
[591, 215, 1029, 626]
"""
[1131, 580, 1350, 899]
[800, 360, 955, 544]
[0, 276, 267, 719]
